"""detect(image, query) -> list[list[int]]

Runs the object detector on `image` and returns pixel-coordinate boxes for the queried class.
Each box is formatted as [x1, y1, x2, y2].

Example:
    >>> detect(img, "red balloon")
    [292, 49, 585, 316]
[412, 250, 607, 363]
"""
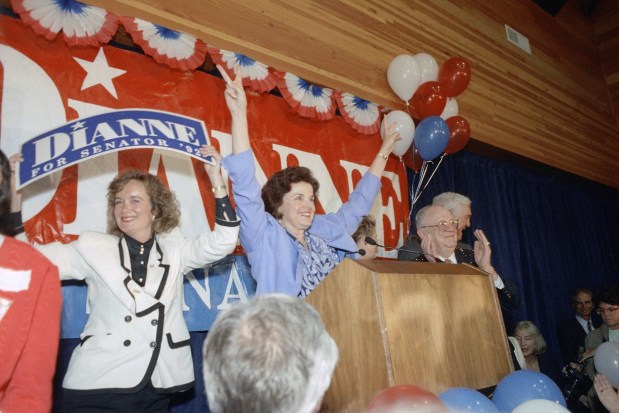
[403, 146, 424, 172]
[367, 384, 446, 413]
[410, 81, 446, 120]
[438, 57, 471, 97]
[444, 116, 471, 154]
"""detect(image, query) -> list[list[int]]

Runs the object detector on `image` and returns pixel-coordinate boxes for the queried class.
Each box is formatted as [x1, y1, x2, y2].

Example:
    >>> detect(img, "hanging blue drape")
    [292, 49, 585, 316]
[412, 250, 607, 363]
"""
[407, 149, 619, 365]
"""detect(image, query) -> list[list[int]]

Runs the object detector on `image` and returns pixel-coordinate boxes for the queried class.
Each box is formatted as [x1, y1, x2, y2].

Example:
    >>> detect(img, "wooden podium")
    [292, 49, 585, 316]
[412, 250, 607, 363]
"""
[304, 259, 513, 412]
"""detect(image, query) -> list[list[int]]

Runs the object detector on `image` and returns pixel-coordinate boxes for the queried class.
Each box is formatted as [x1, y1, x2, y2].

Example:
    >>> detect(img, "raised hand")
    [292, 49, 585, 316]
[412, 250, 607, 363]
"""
[216, 65, 250, 154]
[378, 122, 401, 159]
[594, 374, 619, 413]
[368, 122, 401, 178]
[473, 228, 495, 275]
[217, 64, 246, 118]
[199, 145, 226, 195]
[420, 232, 438, 263]
[9, 153, 23, 212]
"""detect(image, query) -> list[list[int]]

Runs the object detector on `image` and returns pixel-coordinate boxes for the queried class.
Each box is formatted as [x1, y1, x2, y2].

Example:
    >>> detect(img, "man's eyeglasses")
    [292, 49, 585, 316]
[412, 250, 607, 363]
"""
[419, 219, 459, 230]
[597, 306, 619, 315]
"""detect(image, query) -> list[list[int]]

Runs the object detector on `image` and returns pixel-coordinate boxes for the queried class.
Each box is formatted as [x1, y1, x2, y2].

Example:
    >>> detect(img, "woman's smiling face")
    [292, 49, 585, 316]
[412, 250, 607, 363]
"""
[113, 179, 154, 242]
[277, 181, 316, 234]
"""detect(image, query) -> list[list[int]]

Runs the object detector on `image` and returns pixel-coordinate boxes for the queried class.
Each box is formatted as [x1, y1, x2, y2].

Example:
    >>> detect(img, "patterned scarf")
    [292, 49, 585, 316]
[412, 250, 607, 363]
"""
[297, 232, 341, 298]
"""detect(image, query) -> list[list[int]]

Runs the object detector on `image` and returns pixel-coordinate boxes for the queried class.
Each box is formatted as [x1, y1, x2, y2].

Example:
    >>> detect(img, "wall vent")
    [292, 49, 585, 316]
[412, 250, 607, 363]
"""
[505, 25, 531, 54]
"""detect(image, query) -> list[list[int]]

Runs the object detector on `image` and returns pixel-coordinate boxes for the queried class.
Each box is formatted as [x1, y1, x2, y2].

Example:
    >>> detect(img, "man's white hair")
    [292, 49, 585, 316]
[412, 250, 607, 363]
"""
[432, 192, 471, 212]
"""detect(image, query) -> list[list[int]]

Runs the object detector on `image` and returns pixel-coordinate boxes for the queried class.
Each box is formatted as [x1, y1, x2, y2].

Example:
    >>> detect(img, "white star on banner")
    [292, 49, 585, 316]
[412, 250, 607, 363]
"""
[74, 48, 126, 98]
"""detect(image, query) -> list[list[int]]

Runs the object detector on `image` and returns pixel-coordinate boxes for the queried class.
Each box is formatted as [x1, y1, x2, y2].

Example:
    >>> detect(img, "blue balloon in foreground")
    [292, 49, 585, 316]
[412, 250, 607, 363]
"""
[414, 116, 449, 161]
[492, 370, 566, 413]
[439, 387, 499, 412]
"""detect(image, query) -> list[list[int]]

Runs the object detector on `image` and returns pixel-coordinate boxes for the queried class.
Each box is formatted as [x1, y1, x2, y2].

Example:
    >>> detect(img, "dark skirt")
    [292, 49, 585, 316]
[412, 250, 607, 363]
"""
[60, 382, 170, 413]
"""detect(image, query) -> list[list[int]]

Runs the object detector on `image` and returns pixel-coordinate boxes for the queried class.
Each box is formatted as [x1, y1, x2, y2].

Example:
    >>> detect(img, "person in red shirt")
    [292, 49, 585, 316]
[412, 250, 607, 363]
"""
[0, 149, 62, 413]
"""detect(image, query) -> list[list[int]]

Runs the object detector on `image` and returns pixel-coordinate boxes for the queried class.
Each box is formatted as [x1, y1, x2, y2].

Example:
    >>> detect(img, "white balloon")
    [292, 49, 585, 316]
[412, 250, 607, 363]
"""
[414, 52, 439, 83]
[440, 98, 459, 119]
[380, 110, 415, 157]
[511, 399, 570, 413]
[387, 55, 421, 102]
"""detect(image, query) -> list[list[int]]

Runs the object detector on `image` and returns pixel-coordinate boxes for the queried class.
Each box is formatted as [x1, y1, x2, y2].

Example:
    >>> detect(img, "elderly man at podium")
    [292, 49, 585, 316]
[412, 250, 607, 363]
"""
[400, 204, 519, 312]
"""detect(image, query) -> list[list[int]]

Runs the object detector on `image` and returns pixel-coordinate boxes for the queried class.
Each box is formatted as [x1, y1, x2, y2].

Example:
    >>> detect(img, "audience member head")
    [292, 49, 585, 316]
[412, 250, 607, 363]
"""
[0, 150, 12, 235]
[353, 215, 378, 260]
[203, 294, 339, 413]
[432, 192, 471, 241]
[513, 321, 547, 357]
[261, 166, 320, 234]
[415, 205, 458, 256]
[106, 170, 180, 240]
[595, 285, 619, 330]
[570, 288, 594, 320]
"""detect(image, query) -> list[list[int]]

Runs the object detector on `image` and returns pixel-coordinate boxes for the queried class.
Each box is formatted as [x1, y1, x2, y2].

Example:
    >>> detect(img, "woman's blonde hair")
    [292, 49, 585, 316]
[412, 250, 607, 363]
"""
[514, 320, 547, 355]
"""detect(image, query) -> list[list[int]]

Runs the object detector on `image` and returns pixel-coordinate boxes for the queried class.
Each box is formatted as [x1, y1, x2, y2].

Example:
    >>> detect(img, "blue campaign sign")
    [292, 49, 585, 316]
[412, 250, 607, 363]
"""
[17, 109, 214, 189]
[60, 255, 257, 339]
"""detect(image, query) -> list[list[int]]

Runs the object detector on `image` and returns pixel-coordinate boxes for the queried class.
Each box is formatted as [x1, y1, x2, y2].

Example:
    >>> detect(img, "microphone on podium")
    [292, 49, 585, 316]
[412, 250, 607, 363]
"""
[363, 236, 445, 263]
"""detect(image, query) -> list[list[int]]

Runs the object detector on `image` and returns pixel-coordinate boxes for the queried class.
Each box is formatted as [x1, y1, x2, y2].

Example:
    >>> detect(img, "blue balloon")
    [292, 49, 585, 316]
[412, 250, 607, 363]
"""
[439, 387, 499, 412]
[414, 116, 449, 161]
[492, 370, 566, 413]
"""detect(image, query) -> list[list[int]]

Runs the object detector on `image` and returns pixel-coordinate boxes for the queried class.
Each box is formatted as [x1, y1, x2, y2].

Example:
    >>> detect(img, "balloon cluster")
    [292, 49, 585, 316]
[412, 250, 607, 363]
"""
[366, 369, 582, 413]
[381, 53, 472, 171]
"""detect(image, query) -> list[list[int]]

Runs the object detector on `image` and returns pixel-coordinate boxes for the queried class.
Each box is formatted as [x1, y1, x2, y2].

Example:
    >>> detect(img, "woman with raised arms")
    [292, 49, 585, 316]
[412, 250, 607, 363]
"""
[205, 66, 400, 297]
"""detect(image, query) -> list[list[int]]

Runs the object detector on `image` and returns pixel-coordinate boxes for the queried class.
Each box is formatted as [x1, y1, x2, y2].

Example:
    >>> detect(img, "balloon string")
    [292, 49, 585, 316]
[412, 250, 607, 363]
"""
[413, 154, 445, 204]
[416, 162, 428, 200]
[408, 168, 419, 229]
[411, 161, 429, 207]
[400, 157, 413, 233]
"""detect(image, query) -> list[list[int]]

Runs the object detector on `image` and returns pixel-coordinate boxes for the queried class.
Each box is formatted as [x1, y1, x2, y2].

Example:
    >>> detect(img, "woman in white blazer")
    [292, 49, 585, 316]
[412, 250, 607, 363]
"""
[13, 153, 239, 412]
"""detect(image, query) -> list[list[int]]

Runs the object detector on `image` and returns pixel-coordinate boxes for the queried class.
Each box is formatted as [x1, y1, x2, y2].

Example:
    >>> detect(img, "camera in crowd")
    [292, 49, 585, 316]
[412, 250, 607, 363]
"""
[562, 362, 590, 402]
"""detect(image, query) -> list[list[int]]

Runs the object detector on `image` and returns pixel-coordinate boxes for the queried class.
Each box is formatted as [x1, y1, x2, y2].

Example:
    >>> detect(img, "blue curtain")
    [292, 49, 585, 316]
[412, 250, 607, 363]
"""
[407, 149, 619, 365]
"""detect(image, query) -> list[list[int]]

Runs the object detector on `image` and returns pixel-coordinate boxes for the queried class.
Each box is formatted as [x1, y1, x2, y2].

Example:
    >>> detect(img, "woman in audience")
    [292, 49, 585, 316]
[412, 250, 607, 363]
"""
[352, 215, 378, 260]
[0, 149, 61, 413]
[212, 65, 400, 297]
[513, 320, 563, 386]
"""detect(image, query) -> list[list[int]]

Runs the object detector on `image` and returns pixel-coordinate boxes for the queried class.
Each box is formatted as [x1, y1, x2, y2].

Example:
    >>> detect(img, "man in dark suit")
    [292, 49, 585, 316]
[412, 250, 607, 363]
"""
[558, 288, 601, 365]
[398, 204, 518, 311]
[558, 288, 602, 413]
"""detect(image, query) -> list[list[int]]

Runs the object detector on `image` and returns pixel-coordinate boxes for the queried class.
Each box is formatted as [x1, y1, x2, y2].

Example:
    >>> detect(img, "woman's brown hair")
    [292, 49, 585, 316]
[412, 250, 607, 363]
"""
[106, 170, 180, 236]
[261, 166, 319, 220]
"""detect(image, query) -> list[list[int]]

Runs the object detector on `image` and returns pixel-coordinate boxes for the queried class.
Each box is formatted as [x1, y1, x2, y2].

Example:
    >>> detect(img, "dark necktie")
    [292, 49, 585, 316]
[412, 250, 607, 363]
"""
[587, 321, 593, 332]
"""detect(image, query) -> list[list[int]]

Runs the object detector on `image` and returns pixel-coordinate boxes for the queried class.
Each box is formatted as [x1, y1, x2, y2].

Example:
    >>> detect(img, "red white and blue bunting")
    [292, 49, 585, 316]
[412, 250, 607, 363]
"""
[10, 0, 118, 46]
[275, 71, 336, 121]
[8, 1, 382, 133]
[207, 46, 277, 93]
[120, 17, 207, 72]
[334, 92, 382, 135]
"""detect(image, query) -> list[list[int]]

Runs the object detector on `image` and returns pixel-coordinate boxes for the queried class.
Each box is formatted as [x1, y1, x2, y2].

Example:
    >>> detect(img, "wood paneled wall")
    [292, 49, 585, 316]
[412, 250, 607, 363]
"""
[7, 0, 619, 188]
[592, 0, 619, 127]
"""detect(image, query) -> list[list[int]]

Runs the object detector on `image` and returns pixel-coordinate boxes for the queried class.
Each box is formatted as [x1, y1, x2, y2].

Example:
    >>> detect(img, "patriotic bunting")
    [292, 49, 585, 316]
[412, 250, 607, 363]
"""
[121, 16, 207, 71]
[335, 91, 382, 135]
[275, 71, 336, 121]
[6, 2, 384, 133]
[10, 0, 118, 46]
[207, 46, 277, 93]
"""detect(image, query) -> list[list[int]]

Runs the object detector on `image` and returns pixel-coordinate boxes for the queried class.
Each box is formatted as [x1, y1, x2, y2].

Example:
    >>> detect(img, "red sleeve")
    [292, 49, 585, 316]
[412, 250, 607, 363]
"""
[1, 255, 61, 413]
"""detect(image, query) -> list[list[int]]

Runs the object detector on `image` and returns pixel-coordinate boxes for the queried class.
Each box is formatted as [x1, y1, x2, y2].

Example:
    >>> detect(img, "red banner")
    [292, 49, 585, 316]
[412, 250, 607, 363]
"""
[0, 15, 409, 255]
